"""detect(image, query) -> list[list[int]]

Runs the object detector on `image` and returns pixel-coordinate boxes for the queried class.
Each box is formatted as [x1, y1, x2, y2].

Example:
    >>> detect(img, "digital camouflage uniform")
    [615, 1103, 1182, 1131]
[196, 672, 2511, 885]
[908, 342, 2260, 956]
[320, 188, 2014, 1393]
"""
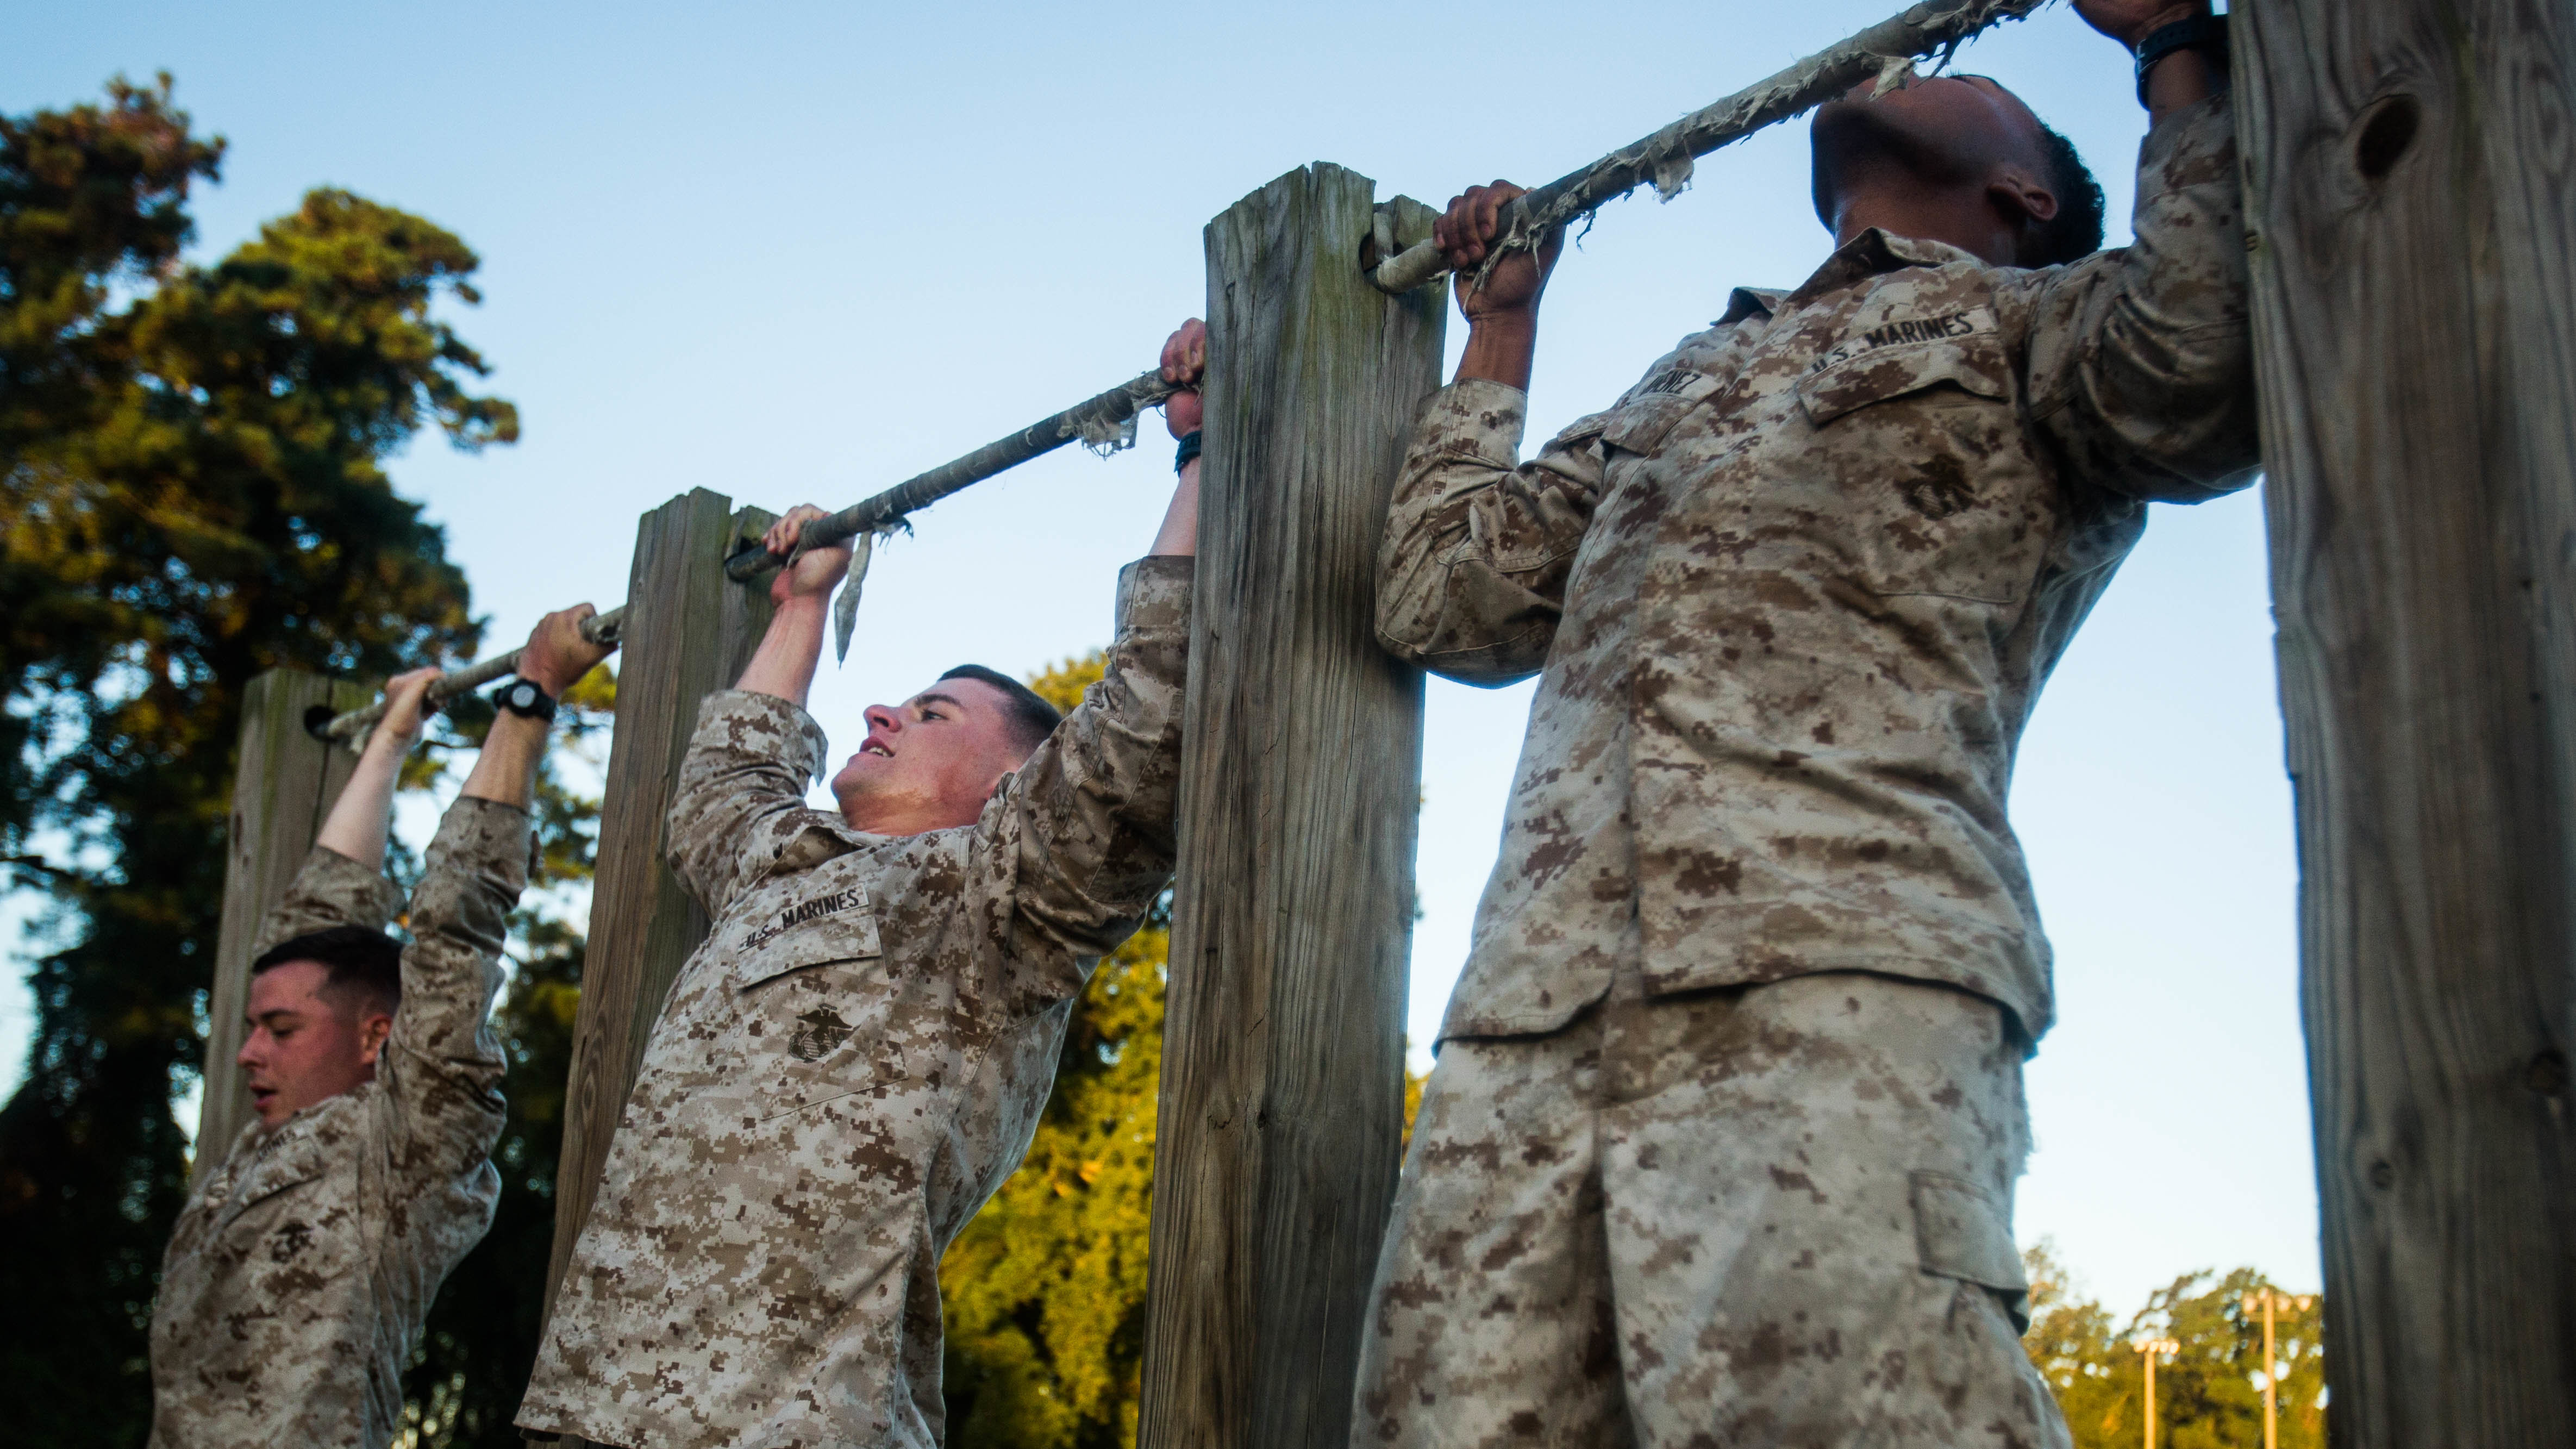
[1355, 93, 2255, 1448]
[149, 800, 525, 1449]
[517, 557, 1191, 1449]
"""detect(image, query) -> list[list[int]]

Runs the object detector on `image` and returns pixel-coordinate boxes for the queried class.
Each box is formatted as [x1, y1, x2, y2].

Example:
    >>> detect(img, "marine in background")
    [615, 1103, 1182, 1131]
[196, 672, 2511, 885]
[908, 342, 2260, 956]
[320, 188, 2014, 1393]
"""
[150, 608, 611, 1448]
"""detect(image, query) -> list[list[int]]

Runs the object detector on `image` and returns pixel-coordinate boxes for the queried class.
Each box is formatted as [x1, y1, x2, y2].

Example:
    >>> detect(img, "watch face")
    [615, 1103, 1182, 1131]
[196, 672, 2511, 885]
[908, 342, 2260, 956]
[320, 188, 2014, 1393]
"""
[509, 683, 537, 709]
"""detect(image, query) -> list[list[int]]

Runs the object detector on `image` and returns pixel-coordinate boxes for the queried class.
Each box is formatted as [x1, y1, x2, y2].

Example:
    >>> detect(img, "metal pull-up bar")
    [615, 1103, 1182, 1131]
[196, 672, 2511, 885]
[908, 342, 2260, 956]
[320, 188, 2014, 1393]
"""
[1368, 0, 2044, 293]
[720, 369, 1178, 580]
[307, 0, 2039, 752]
[310, 607, 627, 747]
[307, 371, 1178, 747]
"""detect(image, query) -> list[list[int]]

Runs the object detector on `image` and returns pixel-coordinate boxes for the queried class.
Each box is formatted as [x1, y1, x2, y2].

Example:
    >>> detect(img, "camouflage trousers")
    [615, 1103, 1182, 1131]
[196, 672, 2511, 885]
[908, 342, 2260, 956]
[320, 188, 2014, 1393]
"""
[1350, 968, 2068, 1449]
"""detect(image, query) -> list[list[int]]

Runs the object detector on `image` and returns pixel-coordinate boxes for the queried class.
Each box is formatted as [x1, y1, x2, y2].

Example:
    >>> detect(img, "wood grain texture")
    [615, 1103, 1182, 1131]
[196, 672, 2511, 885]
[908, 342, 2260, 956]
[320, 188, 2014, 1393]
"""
[199, 668, 371, 1178]
[1134, 169, 1443, 1449]
[2237, 3, 2576, 1442]
[542, 491, 778, 1319]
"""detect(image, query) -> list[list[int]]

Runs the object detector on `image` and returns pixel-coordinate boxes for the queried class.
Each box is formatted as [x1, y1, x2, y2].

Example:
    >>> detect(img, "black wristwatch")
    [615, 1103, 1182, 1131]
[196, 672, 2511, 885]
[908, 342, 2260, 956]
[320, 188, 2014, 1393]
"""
[1174, 429, 1203, 474]
[493, 678, 558, 723]
[2135, 14, 2227, 107]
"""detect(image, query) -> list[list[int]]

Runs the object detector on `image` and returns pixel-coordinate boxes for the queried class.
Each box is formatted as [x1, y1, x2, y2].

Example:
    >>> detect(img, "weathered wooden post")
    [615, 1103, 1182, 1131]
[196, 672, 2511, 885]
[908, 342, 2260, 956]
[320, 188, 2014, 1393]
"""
[1135, 166, 1443, 1449]
[2237, 3, 2576, 1442]
[543, 490, 778, 1313]
[199, 668, 373, 1177]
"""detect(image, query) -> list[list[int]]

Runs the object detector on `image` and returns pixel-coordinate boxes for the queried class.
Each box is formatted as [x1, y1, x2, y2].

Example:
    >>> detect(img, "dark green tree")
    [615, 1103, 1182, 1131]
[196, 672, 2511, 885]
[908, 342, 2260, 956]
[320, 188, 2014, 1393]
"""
[0, 76, 509, 1448]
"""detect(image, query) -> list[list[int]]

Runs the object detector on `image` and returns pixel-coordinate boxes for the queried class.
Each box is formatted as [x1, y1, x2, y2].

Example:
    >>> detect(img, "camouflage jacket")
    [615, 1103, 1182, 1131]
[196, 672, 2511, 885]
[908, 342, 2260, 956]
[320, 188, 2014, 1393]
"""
[518, 557, 1191, 1449]
[149, 800, 522, 1448]
[1378, 95, 2255, 1045]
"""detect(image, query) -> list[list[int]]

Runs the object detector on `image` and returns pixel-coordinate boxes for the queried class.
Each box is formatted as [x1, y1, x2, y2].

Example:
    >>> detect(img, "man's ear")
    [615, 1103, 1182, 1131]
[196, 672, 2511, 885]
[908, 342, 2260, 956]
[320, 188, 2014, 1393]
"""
[357, 1010, 394, 1070]
[1988, 167, 2060, 230]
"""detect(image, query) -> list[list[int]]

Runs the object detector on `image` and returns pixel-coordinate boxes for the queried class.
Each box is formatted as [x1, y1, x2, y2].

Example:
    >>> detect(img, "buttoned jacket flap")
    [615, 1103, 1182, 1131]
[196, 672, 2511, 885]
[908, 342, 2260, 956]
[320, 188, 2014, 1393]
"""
[1910, 1170, 2027, 1295]
[1600, 366, 1727, 456]
[732, 905, 883, 991]
[1798, 322, 2010, 428]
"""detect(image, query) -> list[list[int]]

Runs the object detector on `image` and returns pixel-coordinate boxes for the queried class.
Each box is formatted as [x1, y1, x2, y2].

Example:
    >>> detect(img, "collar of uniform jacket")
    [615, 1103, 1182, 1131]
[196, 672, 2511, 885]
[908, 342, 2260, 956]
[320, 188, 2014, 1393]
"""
[1686, 230, 1981, 343]
[1760, 228, 1985, 316]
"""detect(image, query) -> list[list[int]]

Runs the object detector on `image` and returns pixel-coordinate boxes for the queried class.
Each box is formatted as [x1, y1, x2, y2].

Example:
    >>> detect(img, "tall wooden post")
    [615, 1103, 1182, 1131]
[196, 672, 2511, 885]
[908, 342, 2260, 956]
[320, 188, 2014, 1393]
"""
[2237, 4, 2576, 1443]
[199, 668, 372, 1177]
[1136, 166, 1443, 1449]
[543, 490, 778, 1313]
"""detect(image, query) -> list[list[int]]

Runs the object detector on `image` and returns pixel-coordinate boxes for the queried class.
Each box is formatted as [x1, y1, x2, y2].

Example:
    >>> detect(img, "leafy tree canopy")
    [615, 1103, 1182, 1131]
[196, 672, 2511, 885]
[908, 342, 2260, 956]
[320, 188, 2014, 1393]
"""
[2023, 1242, 2325, 1449]
[0, 74, 509, 1448]
[942, 652, 1166, 1448]
[939, 652, 1430, 1449]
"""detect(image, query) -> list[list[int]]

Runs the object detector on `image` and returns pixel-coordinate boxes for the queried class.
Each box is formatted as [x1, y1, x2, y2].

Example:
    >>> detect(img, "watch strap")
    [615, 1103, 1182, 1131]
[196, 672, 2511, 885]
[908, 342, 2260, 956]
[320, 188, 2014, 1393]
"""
[492, 678, 559, 722]
[2136, 14, 2228, 107]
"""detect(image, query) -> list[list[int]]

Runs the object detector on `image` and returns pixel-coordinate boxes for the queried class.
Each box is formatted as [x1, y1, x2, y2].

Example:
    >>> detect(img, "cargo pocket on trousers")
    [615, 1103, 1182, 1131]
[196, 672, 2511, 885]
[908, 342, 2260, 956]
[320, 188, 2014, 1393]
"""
[1911, 1170, 2030, 1331]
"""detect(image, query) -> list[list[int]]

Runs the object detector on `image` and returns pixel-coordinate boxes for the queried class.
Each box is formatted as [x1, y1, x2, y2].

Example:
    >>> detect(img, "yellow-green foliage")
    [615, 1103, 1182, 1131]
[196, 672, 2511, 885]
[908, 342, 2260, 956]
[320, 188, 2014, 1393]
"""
[941, 652, 1164, 1449]
[2022, 1242, 2324, 1449]
[941, 651, 1431, 1449]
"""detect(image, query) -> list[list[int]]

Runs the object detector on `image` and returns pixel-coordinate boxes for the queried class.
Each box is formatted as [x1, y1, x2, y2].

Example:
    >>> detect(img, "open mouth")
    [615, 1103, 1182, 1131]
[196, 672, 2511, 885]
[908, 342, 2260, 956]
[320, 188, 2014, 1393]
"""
[860, 740, 894, 759]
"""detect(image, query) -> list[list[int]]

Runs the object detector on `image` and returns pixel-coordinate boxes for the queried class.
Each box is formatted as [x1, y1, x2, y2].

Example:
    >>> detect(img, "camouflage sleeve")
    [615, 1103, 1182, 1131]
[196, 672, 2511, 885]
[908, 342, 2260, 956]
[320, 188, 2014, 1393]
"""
[664, 689, 840, 918]
[374, 796, 522, 1176]
[976, 557, 1192, 1008]
[1373, 378, 1612, 684]
[249, 845, 405, 958]
[2012, 91, 2260, 503]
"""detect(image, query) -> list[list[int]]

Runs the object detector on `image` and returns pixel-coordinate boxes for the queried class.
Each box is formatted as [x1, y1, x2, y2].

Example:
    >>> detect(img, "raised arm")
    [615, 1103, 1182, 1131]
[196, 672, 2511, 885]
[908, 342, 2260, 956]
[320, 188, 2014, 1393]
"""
[734, 505, 856, 710]
[1373, 389, 1616, 685]
[2014, 1, 2255, 502]
[961, 321, 1204, 1011]
[1368, 185, 1608, 684]
[250, 669, 436, 955]
[378, 608, 609, 1171]
[457, 605, 611, 811]
[313, 668, 437, 869]
[658, 516, 855, 914]
[977, 558, 1190, 1011]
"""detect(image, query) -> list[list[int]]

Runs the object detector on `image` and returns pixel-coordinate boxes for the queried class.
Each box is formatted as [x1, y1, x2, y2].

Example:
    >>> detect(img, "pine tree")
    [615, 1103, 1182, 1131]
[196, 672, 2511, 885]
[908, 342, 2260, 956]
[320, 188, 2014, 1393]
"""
[0, 76, 507, 1447]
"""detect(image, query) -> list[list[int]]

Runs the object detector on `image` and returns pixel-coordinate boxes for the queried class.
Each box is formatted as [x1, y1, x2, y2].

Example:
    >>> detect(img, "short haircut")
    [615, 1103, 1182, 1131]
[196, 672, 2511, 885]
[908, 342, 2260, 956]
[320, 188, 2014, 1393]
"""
[939, 664, 1064, 757]
[2024, 120, 2106, 268]
[251, 925, 403, 1018]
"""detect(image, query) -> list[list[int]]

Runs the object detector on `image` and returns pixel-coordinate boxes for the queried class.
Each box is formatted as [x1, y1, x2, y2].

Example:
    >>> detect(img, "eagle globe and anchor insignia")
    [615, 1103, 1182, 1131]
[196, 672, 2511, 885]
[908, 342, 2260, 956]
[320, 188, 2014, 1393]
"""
[789, 1006, 856, 1062]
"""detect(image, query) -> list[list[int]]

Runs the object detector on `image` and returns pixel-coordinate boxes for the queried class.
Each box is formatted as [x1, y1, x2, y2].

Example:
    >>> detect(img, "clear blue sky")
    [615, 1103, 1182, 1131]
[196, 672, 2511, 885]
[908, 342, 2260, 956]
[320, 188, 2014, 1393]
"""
[5, 0, 2305, 1317]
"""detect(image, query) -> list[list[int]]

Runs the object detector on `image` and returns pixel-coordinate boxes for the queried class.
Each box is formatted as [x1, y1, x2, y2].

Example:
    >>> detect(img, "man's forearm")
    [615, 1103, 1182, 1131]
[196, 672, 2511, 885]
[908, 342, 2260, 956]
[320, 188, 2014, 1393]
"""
[1149, 459, 1201, 558]
[460, 712, 548, 810]
[1455, 312, 1540, 392]
[2144, 44, 2221, 126]
[315, 727, 408, 868]
[735, 596, 829, 707]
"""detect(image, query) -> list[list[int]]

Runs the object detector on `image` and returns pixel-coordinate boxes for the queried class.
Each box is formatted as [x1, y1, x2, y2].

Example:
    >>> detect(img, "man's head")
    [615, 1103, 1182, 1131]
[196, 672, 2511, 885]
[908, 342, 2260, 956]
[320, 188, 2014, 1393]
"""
[239, 926, 401, 1127]
[1810, 72, 2105, 268]
[829, 664, 1064, 834]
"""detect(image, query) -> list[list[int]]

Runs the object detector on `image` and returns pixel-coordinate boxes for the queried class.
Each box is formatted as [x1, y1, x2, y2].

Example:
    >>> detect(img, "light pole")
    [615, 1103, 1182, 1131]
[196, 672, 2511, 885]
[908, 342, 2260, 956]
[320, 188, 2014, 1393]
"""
[2136, 1336, 2181, 1449]
[2240, 1288, 2317, 1449]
